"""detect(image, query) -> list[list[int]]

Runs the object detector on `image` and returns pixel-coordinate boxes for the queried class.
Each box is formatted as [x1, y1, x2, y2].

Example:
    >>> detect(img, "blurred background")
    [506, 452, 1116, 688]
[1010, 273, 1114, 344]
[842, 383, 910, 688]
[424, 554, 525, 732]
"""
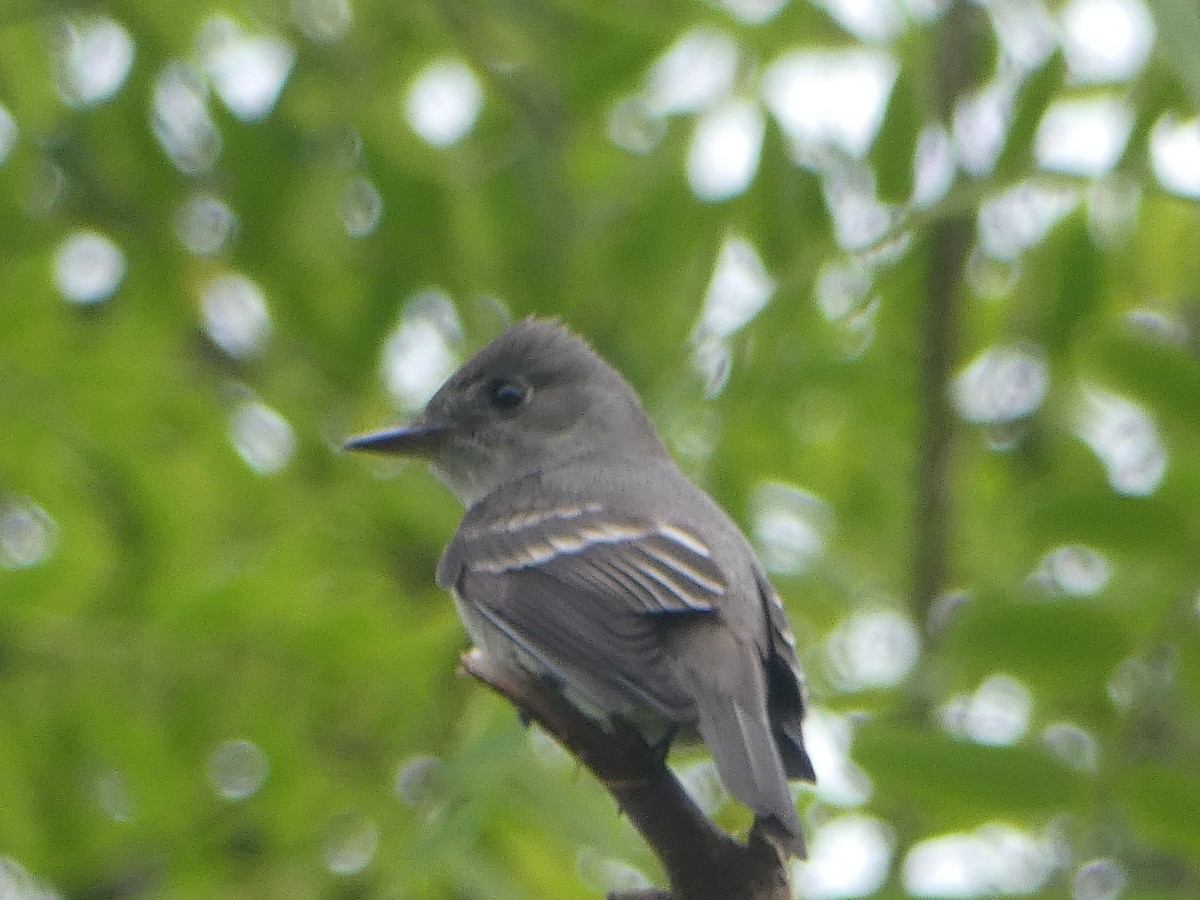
[2, 0, 1199, 897]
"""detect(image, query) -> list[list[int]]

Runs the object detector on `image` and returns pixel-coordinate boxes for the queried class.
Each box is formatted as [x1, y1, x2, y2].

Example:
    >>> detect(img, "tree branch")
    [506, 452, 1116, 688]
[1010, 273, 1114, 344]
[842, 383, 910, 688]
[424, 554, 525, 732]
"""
[911, 0, 979, 626]
[460, 649, 793, 900]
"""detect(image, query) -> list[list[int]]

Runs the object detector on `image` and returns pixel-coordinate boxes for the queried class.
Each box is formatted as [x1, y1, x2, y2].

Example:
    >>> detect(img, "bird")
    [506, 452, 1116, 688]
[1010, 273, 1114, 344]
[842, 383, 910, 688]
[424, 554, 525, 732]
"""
[345, 317, 815, 856]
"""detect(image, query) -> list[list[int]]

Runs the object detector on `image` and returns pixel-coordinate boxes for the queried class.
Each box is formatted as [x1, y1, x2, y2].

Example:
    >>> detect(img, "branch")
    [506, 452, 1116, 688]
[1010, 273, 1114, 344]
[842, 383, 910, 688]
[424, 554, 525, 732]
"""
[911, 214, 968, 625]
[460, 649, 793, 900]
[911, 0, 979, 626]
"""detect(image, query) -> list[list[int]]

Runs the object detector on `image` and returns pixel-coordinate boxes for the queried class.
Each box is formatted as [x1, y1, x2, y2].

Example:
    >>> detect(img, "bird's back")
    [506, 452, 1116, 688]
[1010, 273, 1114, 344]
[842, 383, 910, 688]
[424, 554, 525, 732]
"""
[440, 452, 814, 854]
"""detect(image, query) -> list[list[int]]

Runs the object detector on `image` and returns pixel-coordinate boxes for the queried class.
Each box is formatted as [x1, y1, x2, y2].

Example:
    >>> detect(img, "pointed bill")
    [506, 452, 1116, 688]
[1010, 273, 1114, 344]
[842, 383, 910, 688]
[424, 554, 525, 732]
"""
[342, 423, 450, 457]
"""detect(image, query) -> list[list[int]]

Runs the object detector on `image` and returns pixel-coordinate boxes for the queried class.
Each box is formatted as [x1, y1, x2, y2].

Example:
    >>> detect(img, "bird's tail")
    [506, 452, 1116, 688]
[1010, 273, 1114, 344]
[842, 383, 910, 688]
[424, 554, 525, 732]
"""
[668, 622, 807, 856]
[692, 688, 807, 858]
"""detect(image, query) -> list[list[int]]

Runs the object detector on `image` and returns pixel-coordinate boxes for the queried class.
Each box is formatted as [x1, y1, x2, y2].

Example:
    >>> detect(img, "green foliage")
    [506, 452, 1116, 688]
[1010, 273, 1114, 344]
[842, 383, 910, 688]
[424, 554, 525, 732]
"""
[1, 0, 1199, 897]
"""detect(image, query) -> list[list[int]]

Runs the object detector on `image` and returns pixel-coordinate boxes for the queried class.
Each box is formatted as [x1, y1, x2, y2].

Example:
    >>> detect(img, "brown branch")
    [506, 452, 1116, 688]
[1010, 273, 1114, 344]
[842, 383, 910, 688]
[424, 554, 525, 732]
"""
[912, 215, 969, 625]
[911, 0, 979, 626]
[460, 649, 793, 900]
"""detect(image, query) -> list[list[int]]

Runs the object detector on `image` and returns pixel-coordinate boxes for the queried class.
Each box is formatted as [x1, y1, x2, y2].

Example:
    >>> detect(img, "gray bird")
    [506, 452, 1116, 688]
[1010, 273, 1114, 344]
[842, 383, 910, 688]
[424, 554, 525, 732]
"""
[346, 318, 815, 855]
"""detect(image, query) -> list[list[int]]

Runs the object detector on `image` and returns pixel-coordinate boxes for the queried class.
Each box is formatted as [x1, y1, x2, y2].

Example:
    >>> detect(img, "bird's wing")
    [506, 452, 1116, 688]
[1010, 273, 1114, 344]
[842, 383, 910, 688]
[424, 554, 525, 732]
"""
[755, 569, 817, 783]
[437, 502, 726, 721]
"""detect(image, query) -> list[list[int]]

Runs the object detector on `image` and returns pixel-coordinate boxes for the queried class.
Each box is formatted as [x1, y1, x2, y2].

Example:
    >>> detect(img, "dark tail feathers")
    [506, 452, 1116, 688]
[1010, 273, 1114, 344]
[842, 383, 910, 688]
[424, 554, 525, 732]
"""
[693, 690, 807, 858]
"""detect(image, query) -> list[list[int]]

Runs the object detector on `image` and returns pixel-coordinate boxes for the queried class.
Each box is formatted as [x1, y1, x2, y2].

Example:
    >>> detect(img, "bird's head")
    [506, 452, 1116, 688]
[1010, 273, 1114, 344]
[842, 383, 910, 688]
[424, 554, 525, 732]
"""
[345, 318, 667, 505]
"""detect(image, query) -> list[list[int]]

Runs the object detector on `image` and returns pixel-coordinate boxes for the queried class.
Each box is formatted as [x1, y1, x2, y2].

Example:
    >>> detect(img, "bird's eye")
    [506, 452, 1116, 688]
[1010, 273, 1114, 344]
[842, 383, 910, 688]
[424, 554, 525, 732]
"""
[485, 378, 528, 412]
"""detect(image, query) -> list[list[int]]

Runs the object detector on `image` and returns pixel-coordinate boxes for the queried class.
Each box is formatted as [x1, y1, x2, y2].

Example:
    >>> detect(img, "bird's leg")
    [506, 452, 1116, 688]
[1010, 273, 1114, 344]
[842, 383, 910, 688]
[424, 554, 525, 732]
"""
[646, 726, 677, 766]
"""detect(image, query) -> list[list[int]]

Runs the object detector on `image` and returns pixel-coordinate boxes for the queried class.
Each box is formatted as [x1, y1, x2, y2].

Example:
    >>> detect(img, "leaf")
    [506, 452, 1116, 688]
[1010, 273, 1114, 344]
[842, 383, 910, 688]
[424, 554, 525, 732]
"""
[1144, 0, 1200, 112]
[940, 599, 1133, 694]
[1032, 218, 1105, 358]
[855, 723, 1086, 825]
[1084, 333, 1200, 432]
[994, 52, 1066, 180]
[871, 66, 920, 204]
[1119, 764, 1200, 859]
[1125, 60, 1193, 166]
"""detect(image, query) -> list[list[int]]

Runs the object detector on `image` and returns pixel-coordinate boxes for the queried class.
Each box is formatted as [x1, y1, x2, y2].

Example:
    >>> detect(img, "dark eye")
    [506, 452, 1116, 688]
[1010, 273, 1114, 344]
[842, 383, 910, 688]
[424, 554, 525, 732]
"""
[485, 378, 528, 412]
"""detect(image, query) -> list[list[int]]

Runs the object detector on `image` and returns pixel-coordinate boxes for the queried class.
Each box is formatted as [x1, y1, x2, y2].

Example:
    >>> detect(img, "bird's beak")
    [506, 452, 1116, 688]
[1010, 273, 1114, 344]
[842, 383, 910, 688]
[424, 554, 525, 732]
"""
[342, 422, 451, 457]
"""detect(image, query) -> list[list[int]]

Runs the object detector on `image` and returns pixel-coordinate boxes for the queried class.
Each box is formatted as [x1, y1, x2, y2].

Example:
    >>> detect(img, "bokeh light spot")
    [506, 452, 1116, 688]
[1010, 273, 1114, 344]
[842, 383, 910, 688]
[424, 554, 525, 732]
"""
[751, 482, 832, 576]
[804, 708, 873, 807]
[1042, 721, 1100, 772]
[1031, 545, 1112, 596]
[912, 125, 956, 209]
[1123, 307, 1188, 346]
[826, 609, 919, 691]
[0, 498, 59, 570]
[201, 273, 271, 358]
[394, 755, 446, 809]
[1076, 387, 1166, 496]
[644, 29, 738, 116]
[339, 177, 383, 237]
[905, 0, 951, 21]
[953, 345, 1048, 425]
[1061, 0, 1154, 83]
[405, 59, 483, 148]
[1107, 655, 1149, 709]
[903, 824, 1056, 897]
[978, 182, 1079, 260]
[940, 674, 1033, 747]
[953, 86, 1010, 177]
[814, 259, 873, 323]
[990, 0, 1057, 71]
[1149, 115, 1200, 199]
[52, 16, 135, 107]
[95, 769, 134, 823]
[208, 739, 268, 801]
[200, 17, 295, 122]
[53, 230, 126, 305]
[794, 814, 895, 899]
[1087, 176, 1141, 246]
[690, 236, 774, 395]
[691, 335, 733, 399]
[687, 99, 765, 202]
[177, 193, 237, 256]
[230, 400, 295, 475]
[927, 591, 972, 636]
[762, 49, 897, 158]
[0, 103, 16, 165]
[823, 165, 893, 252]
[718, 0, 789, 25]
[1036, 97, 1133, 178]
[293, 0, 354, 44]
[607, 96, 666, 154]
[966, 248, 1021, 300]
[1073, 858, 1125, 900]
[322, 813, 379, 876]
[382, 290, 463, 411]
[815, 0, 904, 42]
[151, 63, 221, 174]
[695, 236, 774, 339]
[0, 857, 60, 899]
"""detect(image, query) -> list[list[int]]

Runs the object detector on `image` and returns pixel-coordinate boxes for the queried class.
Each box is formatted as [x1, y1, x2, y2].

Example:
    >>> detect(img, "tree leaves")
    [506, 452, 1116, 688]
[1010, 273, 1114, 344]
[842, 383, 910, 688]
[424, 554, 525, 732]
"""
[1, 0, 1199, 897]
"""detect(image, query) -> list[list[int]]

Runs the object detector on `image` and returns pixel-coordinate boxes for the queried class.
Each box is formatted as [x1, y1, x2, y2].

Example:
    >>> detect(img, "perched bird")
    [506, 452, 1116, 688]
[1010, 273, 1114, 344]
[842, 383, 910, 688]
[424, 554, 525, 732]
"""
[346, 318, 815, 855]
